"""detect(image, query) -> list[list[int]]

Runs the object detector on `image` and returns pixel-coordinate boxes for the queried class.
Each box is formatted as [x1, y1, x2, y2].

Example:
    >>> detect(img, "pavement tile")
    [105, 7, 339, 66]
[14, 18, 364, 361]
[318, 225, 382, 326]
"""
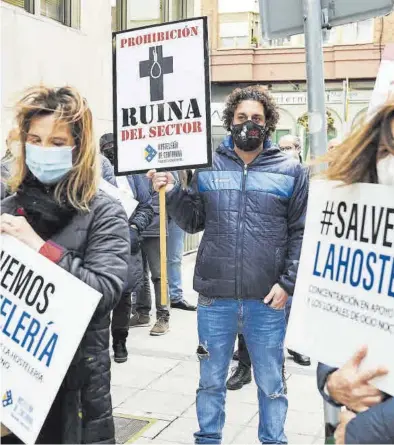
[285, 410, 324, 437]
[117, 389, 195, 418]
[157, 417, 243, 444]
[111, 385, 138, 408]
[231, 426, 259, 444]
[113, 406, 177, 422]
[287, 433, 321, 444]
[141, 420, 171, 439]
[147, 373, 198, 396]
[111, 365, 162, 389]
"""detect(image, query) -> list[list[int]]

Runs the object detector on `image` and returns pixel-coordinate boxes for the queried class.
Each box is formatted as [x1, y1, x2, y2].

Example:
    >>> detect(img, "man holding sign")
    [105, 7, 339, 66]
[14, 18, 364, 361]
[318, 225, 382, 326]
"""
[150, 85, 309, 444]
[286, 102, 394, 444]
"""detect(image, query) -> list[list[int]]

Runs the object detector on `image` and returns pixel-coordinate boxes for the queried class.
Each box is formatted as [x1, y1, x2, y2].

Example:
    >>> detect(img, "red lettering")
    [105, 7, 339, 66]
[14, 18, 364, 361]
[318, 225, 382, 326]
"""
[128, 37, 135, 47]
[144, 34, 152, 44]
[136, 35, 143, 45]
[170, 30, 178, 39]
[121, 130, 130, 141]
[120, 38, 127, 48]
[158, 125, 165, 137]
[191, 26, 199, 37]
[182, 27, 191, 38]
[149, 127, 157, 137]
[193, 121, 203, 133]
[184, 122, 192, 133]
[165, 125, 174, 136]
[158, 32, 165, 42]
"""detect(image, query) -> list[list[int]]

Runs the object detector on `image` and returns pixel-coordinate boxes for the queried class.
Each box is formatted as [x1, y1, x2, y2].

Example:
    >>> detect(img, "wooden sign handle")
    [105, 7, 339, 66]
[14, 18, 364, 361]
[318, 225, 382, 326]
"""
[159, 186, 168, 306]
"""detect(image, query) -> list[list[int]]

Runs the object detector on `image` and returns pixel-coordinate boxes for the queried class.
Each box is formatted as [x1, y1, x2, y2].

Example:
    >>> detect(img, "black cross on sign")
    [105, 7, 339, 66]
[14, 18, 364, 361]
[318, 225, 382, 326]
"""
[139, 45, 174, 102]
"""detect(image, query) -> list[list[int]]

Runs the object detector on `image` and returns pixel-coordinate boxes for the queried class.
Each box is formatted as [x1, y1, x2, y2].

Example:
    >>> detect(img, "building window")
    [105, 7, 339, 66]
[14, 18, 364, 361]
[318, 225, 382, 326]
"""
[3, 0, 34, 12]
[40, 0, 81, 29]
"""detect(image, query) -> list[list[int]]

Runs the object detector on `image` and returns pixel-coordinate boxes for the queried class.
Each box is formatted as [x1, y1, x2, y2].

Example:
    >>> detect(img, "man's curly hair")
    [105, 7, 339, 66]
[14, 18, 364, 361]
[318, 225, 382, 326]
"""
[222, 85, 280, 136]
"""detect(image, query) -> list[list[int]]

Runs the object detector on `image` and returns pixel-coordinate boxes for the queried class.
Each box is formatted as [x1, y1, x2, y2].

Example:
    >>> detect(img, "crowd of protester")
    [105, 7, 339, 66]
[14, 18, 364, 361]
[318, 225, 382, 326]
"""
[1, 83, 393, 444]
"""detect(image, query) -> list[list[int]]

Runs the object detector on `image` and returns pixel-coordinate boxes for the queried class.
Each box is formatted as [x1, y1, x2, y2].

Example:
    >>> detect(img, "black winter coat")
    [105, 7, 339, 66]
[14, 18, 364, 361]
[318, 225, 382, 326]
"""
[166, 137, 308, 299]
[1, 192, 130, 444]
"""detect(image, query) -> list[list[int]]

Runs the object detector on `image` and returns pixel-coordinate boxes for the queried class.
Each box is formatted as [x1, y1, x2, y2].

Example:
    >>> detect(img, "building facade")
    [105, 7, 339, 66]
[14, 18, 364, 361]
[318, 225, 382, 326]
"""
[202, 0, 394, 155]
[1, 0, 197, 148]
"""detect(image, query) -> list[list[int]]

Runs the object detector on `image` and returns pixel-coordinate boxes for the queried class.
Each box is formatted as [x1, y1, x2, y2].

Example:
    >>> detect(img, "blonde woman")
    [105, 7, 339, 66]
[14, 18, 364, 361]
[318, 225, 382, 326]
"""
[317, 102, 394, 444]
[1, 86, 130, 444]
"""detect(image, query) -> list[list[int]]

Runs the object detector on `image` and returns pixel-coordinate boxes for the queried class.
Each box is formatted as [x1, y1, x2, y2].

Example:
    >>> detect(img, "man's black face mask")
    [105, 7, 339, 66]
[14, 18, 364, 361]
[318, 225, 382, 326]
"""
[102, 144, 115, 165]
[231, 120, 267, 152]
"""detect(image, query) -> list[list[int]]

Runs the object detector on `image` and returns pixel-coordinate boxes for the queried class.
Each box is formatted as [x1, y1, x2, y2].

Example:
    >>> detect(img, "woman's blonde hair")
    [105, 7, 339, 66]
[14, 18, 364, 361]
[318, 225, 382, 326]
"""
[322, 102, 394, 184]
[9, 85, 100, 211]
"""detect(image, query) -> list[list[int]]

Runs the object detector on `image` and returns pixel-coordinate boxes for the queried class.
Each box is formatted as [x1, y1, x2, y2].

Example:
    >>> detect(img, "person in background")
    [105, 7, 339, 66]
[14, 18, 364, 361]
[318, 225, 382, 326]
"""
[168, 169, 196, 311]
[327, 137, 341, 151]
[130, 174, 170, 336]
[278, 134, 311, 367]
[99, 133, 153, 362]
[1, 128, 20, 199]
[278, 134, 303, 163]
[1, 86, 130, 444]
[149, 85, 308, 444]
[317, 102, 394, 444]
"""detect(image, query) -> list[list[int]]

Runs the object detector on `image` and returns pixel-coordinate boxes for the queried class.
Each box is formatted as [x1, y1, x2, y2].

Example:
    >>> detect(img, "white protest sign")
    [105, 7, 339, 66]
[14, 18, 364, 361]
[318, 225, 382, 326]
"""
[367, 44, 394, 119]
[286, 180, 394, 396]
[113, 17, 212, 174]
[99, 178, 138, 219]
[0, 235, 101, 443]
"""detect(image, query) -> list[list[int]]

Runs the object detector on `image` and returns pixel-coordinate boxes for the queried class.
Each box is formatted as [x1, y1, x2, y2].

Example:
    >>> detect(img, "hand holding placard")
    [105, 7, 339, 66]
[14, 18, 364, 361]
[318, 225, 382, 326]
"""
[326, 346, 388, 412]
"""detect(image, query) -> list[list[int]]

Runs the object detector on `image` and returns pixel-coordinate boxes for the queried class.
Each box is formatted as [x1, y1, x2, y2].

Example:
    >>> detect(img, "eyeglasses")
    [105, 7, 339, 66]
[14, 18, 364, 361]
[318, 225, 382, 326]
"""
[280, 146, 295, 151]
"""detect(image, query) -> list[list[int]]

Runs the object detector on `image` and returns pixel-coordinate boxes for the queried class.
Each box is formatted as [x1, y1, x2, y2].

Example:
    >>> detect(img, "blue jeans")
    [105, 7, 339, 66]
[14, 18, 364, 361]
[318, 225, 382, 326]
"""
[167, 219, 184, 303]
[195, 297, 288, 444]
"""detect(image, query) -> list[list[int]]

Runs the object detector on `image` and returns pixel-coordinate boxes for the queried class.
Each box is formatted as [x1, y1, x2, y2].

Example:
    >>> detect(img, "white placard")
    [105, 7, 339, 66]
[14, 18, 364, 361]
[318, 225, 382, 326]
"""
[113, 17, 212, 174]
[0, 236, 101, 443]
[99, 178, 138, 219]
[367, 44, 394, 119]
[286, 180, 394, 396]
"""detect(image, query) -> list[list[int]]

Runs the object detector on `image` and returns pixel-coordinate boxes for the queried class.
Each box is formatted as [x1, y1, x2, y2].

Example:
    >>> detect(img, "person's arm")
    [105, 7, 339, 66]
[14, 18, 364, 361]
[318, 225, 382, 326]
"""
[39, 196, 130, 317]
[317, 362, 342, 406]
[278, 165, 309, 295]
[130, 175, 154, 232]
[100, 155, 117, 186]
[345, 397, 394, 444]
[166, 170, 205, 234]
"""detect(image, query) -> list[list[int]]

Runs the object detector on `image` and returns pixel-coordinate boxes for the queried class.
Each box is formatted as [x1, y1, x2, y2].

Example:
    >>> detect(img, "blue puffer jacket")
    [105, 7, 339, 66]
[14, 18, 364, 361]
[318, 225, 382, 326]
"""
[166, 136, 309, 299]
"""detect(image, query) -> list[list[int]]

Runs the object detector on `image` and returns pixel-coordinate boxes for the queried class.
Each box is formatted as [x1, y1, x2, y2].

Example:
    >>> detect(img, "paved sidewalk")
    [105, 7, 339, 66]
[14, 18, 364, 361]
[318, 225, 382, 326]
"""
[111, 253, 325, 444]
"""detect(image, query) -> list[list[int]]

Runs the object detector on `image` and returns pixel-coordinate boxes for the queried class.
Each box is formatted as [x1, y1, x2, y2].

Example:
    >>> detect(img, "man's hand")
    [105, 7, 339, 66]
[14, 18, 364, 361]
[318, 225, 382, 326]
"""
[147, 170, 176, 193]
[264, 284, 288, 309]
[334, 410, 357, 445]
[326, 346, 388, 412]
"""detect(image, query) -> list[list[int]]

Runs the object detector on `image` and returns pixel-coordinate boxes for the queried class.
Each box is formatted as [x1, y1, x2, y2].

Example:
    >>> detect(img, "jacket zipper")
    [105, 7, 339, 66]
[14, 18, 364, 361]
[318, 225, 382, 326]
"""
[235, 163, 248, 297]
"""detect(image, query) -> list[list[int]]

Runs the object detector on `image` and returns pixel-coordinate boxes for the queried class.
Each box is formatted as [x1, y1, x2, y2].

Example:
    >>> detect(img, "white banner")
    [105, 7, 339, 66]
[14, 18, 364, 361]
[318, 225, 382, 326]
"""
[286, 180, 394, 396]
[367, 44, 394, 119]
[113, 17, 212, 174]
[0, 236, 101, 443]
[99, 178, 138, 219]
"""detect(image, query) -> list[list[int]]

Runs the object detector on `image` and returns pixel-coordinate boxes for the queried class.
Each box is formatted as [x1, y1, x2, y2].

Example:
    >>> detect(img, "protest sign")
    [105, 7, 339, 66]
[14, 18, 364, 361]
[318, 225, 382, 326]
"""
[286, 180, 394, 396]
[99, 178, 138, 219]
[0, 235, 101, 443]
[367, 43, 394, 119]
[113, 17, 212, 175]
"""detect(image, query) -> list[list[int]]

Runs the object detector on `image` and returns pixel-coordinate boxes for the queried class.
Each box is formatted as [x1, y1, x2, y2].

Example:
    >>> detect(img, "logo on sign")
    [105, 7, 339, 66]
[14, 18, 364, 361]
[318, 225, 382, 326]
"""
[140, 45, 174, 102]
[145, 145, 157, 162]
[2, 390, 13, 407]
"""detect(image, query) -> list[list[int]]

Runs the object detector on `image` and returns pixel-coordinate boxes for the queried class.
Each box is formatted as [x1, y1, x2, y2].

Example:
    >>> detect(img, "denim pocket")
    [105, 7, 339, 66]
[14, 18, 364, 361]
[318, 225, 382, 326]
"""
[260, 299, 285, 312]
[198, 295, 215, 307]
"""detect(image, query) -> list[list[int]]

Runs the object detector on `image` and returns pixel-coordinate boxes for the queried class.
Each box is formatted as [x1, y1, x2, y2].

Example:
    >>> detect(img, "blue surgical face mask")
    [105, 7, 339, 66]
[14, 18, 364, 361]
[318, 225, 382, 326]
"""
[25, 143, 74, 185]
